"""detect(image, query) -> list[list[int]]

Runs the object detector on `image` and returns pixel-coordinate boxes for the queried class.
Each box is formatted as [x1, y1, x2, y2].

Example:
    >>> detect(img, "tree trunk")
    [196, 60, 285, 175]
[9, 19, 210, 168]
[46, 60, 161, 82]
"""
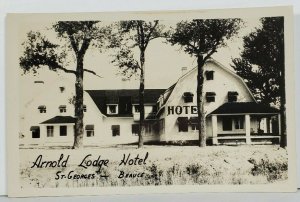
[280, 70, 287, 148]
[73, 55, 84, 149]
[196, 55, 206, 147]
[138, 50, 145, 148]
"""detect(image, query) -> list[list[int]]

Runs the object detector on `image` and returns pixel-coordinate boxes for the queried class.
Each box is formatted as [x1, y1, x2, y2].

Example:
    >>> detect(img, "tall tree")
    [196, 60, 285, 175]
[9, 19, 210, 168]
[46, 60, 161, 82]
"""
[168, 19, 242, 147]
[108, 20, 165, 148]
[232, 17, 286, 147]
[20, 21, 109, 149]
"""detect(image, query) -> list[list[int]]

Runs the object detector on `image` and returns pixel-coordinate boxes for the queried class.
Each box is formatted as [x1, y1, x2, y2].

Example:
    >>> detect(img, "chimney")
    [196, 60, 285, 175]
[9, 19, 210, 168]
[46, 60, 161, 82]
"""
[33, 80, 45, 93]
[181, 67, 188, 76]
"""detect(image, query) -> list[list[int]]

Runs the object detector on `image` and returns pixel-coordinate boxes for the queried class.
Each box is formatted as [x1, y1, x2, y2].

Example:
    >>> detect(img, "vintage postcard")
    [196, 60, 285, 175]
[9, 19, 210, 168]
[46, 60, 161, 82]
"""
[6, 6, 296, 197]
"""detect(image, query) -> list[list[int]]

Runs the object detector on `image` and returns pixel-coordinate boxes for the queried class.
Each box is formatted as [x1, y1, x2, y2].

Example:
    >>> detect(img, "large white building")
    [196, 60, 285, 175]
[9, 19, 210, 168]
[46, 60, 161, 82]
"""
[20, 60, 281, 147]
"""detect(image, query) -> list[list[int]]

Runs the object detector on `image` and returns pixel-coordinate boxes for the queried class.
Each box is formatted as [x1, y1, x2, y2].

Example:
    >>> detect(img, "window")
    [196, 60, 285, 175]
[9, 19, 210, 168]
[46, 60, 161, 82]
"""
[189, 117, 199, 130]
[228, 91, 238, 102]
[59, 105, 67, 113]
[38, 105, 46, 113]
[159, 119, 165, 134]
[134, 105, 140, 113]
[206, 71, 214, 80]
[234, 117, 244, 129]
[60, 125, 67, 136]
[152, 105, 158, 113]
[85, 125, 94, 137]
[59, 86, 65, 93]
[112, 125, 120, 136]
[83, 105, 87, 112]
[145, 123, 152, 133]
[177, 117, 188, 132]
[206, 92, 216, 102]
[183, 92, 194, 103]
[47, 126, 54, 137]
[30, 126, 40, 138]
[118, 96, 132, 115]
[222, 117, 232, 131]
[108, 105, 117, 114]
[132, 124, 140, 136]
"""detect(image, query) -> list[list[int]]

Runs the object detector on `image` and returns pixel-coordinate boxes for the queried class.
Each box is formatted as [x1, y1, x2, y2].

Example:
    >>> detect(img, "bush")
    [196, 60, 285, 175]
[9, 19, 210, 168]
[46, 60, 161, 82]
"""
[248, 158, 288, 182]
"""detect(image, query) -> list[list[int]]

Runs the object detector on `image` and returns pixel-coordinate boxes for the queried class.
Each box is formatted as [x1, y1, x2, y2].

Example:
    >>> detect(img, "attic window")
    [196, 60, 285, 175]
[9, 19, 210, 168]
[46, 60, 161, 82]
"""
[59, 86, 65, 93]
[228, 91, 239, 102]
[183, 92, 194, 103]
[38, 105, 46, 113]
[59, 105, 67, 113]
[206, 71, 214, 80]
[206, 92, 216, 102]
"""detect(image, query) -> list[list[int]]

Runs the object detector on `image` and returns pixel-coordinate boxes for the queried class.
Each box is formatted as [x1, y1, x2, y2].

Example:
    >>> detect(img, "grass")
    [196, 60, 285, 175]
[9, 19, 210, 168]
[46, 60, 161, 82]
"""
[19, 145, 288, 188]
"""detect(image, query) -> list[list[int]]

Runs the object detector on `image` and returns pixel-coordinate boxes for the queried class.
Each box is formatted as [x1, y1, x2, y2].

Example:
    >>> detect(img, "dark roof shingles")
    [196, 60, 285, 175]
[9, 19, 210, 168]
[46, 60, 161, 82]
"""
[209, 102, 279, 115]
[86, 89, 165, 115]
[40, 116, 76, 124]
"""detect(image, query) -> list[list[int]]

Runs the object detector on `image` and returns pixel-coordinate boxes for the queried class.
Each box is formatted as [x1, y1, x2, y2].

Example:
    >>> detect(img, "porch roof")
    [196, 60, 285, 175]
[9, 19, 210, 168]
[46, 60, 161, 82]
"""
[40, 116, 76, 124]
[209, 102, 279, 115]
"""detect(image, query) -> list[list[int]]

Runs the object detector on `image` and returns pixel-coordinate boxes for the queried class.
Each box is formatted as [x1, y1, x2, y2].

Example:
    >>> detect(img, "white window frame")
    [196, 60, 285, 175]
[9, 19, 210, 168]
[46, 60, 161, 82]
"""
[47, 125, 54, 137]
[234, 117, 244, 130]
[107, 104, 118, 114]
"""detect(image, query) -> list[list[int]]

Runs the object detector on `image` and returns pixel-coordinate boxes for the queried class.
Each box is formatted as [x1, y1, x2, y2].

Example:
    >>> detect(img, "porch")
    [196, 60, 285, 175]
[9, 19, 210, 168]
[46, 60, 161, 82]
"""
[209, 102, 280, 145]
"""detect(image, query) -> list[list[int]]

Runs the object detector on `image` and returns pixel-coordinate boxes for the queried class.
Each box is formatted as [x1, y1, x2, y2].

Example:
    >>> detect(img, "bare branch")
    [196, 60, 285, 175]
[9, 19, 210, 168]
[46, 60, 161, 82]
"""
[83, 68, 103, 78]
[52, 63, 77, 74]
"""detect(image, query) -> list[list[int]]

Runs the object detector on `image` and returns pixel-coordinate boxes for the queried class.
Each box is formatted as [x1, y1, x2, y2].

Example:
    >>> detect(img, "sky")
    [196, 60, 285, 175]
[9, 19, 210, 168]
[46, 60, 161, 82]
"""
[19, 18, 262, 104]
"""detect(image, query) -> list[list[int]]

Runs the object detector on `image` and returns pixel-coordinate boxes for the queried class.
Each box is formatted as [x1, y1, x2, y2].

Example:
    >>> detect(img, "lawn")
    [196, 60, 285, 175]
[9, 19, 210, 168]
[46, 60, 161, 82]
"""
[19, 145, 288, 188]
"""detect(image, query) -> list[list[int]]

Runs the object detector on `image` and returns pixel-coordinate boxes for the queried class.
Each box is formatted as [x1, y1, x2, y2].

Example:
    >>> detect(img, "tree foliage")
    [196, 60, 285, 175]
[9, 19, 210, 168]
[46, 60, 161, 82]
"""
[232, 17, 284, 107]
[109, 20, 166, 78]
[168, 19, 242, 147]
[20, 21, 110, 148]
[108, 20, 166, 148]
[231, 17, 286, 147]
[168, 19, 243, 57]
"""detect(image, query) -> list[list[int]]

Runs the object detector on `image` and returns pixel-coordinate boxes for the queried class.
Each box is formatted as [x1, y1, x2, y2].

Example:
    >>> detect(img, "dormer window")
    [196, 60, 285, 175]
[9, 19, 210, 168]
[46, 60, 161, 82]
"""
[134, 105, 140, 113]
[107, 104, 118, 114]
[83, 105, 87, 112]
[59, 105, 67, 113]
[228, 91, 238, 102]
[38, 105, 46, 113]
[206, 92, 216, 102]
[205, 71, 214, 80]
[59, 86, 65, 93]
[183, 92, 194, 103]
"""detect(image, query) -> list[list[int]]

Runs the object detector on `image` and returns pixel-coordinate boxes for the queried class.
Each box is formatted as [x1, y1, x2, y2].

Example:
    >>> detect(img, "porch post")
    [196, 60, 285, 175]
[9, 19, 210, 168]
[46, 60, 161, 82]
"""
[245, 114, 251, 144]
[270, 117, 273, 133]
[212, 115, 218, 145]
[278, 114, 281, 136]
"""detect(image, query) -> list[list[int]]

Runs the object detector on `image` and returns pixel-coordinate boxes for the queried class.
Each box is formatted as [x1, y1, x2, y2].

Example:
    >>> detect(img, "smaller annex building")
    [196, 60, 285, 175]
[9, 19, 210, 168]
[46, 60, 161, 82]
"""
[20, 60, 281, 147]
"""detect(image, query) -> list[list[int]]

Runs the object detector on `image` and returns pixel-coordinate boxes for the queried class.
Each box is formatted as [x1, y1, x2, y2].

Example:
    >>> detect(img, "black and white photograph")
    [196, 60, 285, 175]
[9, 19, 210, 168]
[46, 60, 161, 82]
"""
[6, 6, 296, 197]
